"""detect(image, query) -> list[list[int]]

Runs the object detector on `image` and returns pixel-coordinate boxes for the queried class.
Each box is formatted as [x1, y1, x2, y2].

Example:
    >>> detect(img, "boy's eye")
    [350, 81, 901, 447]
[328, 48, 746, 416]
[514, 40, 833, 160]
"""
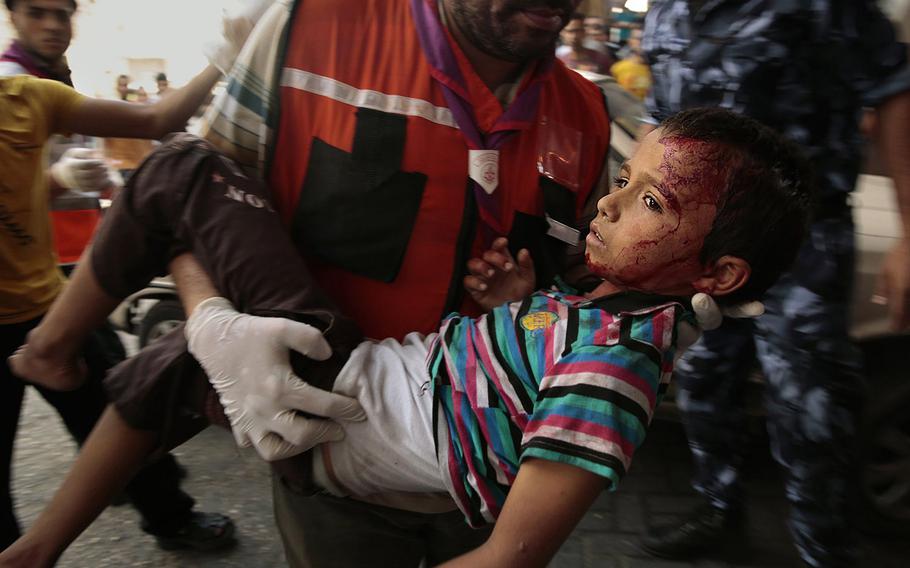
[643, 194, 663, 212]
[611, 176, 629, 190]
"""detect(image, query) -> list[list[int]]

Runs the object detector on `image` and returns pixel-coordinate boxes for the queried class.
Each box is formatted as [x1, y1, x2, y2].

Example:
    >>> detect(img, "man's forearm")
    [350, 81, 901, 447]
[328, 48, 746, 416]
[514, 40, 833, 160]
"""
[147, 65, 222, 137]
[169, 253, 220, 316]
[877, 89, 910, 235]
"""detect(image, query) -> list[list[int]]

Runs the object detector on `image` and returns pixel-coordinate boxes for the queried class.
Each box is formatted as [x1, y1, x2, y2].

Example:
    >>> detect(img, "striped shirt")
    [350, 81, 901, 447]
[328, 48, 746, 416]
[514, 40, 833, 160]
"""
[429, 288, 693, 526]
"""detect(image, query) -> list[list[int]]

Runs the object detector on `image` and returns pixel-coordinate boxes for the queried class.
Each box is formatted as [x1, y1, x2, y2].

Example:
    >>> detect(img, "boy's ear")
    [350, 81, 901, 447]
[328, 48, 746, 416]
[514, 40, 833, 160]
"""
[692, 255, 751, 297]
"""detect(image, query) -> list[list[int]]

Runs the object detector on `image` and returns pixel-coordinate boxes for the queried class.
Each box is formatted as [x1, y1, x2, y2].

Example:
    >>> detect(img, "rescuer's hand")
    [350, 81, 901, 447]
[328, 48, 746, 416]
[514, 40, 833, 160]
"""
[186, 297, 365, 461]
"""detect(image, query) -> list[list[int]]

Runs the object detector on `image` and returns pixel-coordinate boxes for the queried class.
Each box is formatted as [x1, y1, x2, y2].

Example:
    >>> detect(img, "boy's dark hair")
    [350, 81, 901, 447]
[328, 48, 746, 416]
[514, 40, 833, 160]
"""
[155, 72, 168, 82]
[6, 0, 77, 10]
[660, 108, 815, 304]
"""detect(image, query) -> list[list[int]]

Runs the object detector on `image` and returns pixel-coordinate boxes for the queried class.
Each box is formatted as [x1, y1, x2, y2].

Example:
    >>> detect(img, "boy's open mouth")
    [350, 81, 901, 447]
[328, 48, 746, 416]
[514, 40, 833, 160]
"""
[589, 222, 605, 244]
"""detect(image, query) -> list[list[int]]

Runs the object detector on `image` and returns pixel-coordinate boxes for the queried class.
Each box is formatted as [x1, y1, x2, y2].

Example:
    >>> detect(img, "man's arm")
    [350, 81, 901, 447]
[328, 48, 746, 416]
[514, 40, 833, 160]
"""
[875, 89, 910, 329]
[60, 66, 222, 141]
[440, 459, 606, 568]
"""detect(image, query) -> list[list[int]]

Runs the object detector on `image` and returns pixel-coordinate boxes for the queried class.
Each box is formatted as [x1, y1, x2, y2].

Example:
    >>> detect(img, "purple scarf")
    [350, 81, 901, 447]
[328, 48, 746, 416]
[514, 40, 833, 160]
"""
[1, 41, 73, 86]
[410, 0, 555, 243]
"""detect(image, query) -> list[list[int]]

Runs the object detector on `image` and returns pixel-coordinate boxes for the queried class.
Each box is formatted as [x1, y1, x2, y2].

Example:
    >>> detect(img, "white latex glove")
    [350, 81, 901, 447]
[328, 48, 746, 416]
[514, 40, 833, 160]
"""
[49, 148, 116, 193]
[186, 297, 365, 461]
[203, 0, 274, 74]
[690, 292, 765, 331]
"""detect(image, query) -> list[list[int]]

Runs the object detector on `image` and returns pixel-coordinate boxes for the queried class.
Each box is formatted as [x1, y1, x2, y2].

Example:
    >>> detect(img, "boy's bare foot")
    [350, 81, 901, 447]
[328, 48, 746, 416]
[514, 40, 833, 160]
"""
[8, 329, 87, 391]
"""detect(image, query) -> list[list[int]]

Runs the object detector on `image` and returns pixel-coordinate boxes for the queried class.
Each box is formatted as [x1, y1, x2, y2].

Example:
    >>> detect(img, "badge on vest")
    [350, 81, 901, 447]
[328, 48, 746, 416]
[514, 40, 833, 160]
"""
[469, 149, 499, 194]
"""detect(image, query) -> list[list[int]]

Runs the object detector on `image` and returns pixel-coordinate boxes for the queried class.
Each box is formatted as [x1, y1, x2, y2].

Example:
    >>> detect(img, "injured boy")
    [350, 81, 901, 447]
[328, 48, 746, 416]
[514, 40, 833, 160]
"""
[1, 108, 812, 567]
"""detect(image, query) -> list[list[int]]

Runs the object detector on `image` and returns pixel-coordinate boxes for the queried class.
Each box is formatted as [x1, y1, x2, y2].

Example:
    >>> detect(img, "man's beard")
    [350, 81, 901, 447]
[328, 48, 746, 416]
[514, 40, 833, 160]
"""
[448, 1, 573, 62]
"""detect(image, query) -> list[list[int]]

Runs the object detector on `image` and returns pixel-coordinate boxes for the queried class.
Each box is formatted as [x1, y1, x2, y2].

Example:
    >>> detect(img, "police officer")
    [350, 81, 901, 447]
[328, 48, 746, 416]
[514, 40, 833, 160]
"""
[638, 1, 910, 567]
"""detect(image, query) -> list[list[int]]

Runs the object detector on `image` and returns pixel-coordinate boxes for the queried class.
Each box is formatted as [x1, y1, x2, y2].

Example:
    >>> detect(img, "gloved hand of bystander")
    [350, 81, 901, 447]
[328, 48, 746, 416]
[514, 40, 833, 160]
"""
[50, 148, 117, 194]
[203, 0, 275, 75]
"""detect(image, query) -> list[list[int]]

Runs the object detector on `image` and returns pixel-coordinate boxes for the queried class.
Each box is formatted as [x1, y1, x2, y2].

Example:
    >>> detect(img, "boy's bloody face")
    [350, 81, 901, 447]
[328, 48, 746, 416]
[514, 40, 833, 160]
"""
[586, 129, 730, 295]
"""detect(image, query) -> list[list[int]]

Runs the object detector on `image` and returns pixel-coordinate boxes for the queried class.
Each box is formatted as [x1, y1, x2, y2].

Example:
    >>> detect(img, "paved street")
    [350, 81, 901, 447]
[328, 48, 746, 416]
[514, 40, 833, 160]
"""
[12, 383, 910, 567]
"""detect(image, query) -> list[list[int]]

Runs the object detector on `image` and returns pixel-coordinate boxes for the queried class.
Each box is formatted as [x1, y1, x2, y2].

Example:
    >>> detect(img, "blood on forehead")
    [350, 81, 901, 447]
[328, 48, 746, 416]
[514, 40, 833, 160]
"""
[656, 135, 735, 208]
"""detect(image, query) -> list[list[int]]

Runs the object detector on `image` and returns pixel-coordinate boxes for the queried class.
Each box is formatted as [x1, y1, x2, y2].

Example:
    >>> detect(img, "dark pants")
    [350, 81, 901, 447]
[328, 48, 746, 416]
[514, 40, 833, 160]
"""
[91, 135, 485, 566]
[0, 318, 193, 549]
[675, 215, 865, 568]
[273, 475, 491, 568]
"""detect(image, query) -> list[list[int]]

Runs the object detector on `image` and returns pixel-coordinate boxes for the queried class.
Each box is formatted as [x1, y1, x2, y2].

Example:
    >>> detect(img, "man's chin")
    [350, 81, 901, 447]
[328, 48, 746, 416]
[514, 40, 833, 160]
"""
[37, 47, 66, 62]
[497, 38, 558, 62]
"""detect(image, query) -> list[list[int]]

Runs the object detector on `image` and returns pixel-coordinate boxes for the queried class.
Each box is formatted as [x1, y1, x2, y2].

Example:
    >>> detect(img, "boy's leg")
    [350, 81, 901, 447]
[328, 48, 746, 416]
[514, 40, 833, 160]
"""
[0, 406, 159, 568]
[34, 324, 233, 551]
[13, 133, 360, 391]
[91, 133, 361, 356]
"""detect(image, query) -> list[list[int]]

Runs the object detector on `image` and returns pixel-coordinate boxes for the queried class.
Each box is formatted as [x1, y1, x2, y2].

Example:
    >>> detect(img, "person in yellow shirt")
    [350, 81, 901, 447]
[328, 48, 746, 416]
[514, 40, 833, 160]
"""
[610, 50, 652, 101]
[0, 68, 228, 551]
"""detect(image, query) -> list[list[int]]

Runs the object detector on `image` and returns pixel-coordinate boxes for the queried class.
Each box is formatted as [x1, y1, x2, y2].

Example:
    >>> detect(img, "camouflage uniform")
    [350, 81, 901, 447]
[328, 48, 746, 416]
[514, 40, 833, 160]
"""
[642, 2, 910, 566]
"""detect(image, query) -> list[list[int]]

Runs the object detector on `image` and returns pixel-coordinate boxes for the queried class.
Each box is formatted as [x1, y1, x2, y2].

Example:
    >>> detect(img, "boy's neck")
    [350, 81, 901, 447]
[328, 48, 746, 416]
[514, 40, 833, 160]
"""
[585, 280, 625, 299]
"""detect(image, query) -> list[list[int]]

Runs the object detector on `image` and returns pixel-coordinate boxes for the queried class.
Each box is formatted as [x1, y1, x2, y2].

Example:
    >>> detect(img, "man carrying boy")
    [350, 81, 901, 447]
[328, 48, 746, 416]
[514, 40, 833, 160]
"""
[115, 0, 616, 564]
[1, 107, 814, 568]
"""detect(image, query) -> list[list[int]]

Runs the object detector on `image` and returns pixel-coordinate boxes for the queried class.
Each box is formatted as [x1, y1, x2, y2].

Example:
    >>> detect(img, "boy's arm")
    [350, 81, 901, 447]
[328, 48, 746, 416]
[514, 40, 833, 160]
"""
[440, 459, 606, 568]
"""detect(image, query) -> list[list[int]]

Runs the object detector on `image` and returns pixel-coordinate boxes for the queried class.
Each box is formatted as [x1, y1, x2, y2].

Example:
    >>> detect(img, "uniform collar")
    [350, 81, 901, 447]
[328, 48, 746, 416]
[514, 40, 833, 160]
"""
[587, 290, 693, 316]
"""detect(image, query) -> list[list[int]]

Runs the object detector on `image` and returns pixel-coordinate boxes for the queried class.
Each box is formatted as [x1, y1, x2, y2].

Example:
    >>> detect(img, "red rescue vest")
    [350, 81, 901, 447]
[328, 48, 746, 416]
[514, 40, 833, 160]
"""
[50, 193, 101, 265]
[269, 0, 610, 339]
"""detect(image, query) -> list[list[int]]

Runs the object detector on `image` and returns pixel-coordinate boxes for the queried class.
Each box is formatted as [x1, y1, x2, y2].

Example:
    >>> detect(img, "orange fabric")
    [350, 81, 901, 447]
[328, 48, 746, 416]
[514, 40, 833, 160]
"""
[103, 137, 155, 171]
[51, 209, 100, 264]
[270, 0, 610, 340]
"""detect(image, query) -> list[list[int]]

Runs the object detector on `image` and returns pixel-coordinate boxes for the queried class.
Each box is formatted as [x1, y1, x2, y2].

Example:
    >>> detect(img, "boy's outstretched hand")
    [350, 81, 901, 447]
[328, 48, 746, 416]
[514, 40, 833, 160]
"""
[464, 238, 535, 311]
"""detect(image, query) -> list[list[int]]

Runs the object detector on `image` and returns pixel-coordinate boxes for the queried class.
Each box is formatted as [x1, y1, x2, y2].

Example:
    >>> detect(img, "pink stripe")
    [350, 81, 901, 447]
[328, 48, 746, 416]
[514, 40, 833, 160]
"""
[525, 415, 636, 458]
[592, 311, 615, 345]
[463, 333, 478, 402]
[449, 390, 501, 513]
[650, 309, 666, 349]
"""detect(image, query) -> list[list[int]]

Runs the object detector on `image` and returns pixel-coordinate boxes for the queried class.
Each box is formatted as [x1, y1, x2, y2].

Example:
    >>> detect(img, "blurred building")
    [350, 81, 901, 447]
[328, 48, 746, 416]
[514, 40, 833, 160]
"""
[0, 0, 226, 96]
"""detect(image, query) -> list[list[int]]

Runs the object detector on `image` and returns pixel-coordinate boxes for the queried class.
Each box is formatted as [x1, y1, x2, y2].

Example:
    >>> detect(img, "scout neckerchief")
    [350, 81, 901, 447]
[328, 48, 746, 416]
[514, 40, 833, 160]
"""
[410, 0, 555, 246]
[0, 41, 73, 86]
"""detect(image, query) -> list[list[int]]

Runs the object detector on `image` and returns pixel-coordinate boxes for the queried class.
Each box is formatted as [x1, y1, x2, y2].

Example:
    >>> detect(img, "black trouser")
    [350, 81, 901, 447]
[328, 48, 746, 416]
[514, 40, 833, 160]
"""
[0, 318, 193, 549]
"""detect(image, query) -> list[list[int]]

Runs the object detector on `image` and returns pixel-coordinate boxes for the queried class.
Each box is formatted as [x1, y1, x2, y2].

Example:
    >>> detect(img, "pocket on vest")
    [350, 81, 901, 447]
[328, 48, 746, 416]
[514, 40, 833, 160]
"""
[291, 109, 427, 282]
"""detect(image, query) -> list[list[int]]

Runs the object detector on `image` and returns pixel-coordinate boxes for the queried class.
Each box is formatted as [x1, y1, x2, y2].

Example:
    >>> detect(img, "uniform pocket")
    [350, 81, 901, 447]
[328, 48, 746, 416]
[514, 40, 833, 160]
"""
[791, 217, 855, 300]
[291, 109, 427, 283]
